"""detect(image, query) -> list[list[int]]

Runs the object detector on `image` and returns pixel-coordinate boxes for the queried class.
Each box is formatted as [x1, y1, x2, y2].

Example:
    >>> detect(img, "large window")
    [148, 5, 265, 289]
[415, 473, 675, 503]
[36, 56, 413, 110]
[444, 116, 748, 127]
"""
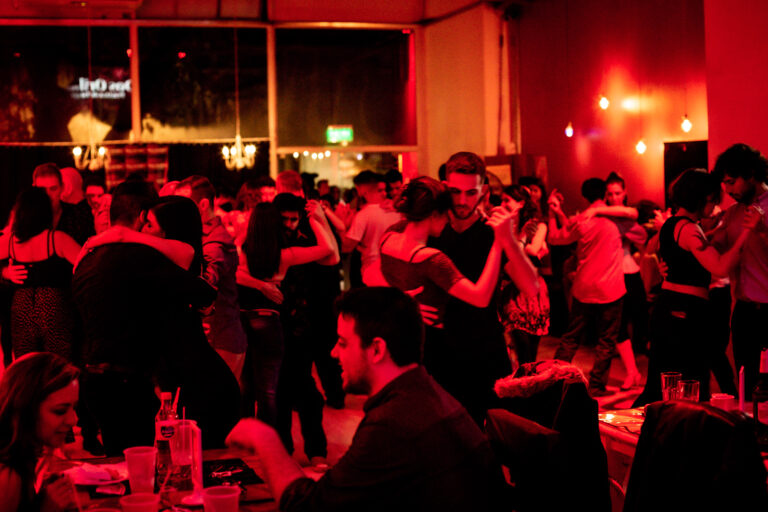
[139, 27, 268, 141]
[0, 26, 131, 142]
[276, 29, 415, 147]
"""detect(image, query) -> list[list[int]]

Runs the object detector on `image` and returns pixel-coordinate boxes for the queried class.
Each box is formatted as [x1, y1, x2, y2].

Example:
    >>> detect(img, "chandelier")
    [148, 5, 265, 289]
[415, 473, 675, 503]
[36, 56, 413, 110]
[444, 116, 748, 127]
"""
[73, 143, 108, 171]
[222, 28, 257, 170]
[72, 25, 109, 171]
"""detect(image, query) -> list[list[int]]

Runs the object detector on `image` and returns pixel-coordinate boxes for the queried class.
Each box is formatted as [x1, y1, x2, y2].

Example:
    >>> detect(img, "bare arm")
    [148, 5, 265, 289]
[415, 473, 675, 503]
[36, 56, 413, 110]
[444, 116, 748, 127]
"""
[445, 208, 519, 307]
[76, 226, 194, 270]
[546, 191, 578, 245]
[312, 202, 341, 266]
[226, 419, 306, 505]
[623, 222, 648, 247]
[52, 231, 83, 265]
[447, 241, 503, 308]
[0, 232, 8, 260]
[586, 205, 639, 220]
[236, 268, 284, 304]
[678, 220, 753, 277]
[498, 218, 539, 297]
[281, 209, 337, 269]
[525, 222, 548, 258]
[547, 210, 578, 246]
[0, 465, 22, 512]
[322, 203, 347, 235]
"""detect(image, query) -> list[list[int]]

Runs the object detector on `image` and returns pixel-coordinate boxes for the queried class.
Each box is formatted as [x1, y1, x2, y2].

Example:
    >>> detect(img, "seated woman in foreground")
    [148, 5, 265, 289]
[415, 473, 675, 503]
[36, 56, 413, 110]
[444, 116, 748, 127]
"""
[0, 352, 80, 512]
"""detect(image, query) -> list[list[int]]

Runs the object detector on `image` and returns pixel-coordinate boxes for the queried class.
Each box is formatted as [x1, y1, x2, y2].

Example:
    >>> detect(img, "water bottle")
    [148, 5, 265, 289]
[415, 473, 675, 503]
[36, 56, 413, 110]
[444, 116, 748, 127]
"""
[155, 391, 178, 492]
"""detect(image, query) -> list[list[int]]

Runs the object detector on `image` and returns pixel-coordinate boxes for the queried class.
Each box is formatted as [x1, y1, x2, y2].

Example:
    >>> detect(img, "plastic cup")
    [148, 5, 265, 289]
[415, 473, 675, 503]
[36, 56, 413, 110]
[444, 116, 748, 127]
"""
[710, 393, 735, 410]
[119, 493, 160, 512]
[124, 447, 157, 493]
[661, 372, 682, 401]
[203, 485, 241, 512]
[678, 379, 700, 402]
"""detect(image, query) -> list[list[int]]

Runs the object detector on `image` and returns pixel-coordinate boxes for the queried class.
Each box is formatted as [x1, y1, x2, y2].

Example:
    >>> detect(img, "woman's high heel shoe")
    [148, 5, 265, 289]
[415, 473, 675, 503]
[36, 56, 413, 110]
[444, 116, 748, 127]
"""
[620, 371, 643, 391]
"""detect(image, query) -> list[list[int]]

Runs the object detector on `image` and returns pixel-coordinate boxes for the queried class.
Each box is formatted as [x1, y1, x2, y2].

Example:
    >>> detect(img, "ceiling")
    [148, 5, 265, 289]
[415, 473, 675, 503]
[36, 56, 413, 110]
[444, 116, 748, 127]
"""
[0, 0, 532, 24]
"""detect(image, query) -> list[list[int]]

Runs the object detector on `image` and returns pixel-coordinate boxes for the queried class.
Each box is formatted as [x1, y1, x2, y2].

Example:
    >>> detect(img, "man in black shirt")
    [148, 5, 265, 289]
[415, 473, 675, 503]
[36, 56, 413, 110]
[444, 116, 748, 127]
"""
[33, 163, 94, 245]
[72, 180, 211, 455]
[227, 287, 504, 511]
[430, 152, 538, 426]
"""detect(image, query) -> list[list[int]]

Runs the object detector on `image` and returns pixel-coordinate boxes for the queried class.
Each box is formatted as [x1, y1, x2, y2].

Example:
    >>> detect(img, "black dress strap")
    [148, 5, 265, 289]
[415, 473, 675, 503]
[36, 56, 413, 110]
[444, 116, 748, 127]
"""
[409, 245, 431, 263]
[379, 230, 396, 250]
[673, 218, 693, 245]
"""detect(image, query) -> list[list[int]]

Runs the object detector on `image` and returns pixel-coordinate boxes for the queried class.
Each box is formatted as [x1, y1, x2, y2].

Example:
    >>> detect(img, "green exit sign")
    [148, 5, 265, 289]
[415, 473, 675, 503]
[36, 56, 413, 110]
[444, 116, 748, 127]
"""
[326, 125, 354, 144]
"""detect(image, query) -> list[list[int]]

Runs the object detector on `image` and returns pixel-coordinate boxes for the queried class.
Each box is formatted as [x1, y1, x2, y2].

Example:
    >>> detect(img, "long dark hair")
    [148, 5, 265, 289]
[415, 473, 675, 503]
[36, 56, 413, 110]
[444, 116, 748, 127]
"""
[0, 353, 79, 506]
[150, 196, 204, 275]
[505, 184, 540, 234]
[244, 202, 284, 279]
[12, 188, 53, 243]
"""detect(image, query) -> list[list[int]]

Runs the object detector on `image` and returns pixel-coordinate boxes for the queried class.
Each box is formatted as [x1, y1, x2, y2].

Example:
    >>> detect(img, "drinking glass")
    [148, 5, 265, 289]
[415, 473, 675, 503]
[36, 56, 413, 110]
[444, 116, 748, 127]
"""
[661, 372, 682, 400]
[124, 447, 157, 493]
[678, 379, 700, 402]
[202, 486, 241, 512]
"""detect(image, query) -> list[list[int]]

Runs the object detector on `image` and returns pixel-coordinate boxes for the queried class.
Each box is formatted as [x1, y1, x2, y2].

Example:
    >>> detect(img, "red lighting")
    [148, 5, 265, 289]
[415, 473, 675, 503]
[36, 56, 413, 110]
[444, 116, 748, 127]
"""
[402, 29, 412, 35]
[13, 52, 20, 58]
[177, 51, 187, 59]
[126, 49, 132, 58]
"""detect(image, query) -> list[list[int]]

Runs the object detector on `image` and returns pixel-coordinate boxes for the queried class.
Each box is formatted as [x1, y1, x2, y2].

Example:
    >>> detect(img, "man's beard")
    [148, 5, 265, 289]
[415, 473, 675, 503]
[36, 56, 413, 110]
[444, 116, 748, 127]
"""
[451, 204, 477, 220]
[736, 185, 756, 204]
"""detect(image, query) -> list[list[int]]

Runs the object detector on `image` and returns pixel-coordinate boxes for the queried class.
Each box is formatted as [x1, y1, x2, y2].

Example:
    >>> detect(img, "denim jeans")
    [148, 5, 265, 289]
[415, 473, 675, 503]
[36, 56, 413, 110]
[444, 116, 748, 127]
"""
[554, 297, 623, 390]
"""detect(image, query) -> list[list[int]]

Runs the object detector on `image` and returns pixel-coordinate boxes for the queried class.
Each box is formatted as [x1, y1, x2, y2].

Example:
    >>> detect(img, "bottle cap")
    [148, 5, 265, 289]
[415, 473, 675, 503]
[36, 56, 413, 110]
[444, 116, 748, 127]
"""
[160, 391, 173, 400]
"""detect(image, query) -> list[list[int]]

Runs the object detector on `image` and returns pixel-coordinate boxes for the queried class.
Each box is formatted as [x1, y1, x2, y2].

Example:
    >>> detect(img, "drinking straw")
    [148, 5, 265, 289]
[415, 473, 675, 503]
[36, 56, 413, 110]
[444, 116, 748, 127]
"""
[739, 366, 745, 412]
[172, 387, 181, 415]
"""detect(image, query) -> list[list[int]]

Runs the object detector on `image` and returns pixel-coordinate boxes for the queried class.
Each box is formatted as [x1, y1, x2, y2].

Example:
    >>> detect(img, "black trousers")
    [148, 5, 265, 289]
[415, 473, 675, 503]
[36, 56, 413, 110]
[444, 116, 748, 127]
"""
[82, 369, 158, 457]
[732, 300, 768, 400]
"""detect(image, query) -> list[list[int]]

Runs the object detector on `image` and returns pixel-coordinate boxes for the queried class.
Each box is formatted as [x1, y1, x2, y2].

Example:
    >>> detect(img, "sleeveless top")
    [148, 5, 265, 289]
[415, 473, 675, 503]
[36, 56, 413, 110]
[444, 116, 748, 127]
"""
[658, 216, 711, 289]
[9, 230, 73, 288]
[379, 231, 464, 327]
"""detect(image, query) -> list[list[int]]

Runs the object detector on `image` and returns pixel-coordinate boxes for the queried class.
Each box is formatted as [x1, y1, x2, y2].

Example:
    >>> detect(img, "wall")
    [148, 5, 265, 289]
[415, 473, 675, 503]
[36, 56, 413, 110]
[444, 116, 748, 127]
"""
[420, 2, 509, 177]
[517, 0, 707, 209]
[704, 0, 768, 168]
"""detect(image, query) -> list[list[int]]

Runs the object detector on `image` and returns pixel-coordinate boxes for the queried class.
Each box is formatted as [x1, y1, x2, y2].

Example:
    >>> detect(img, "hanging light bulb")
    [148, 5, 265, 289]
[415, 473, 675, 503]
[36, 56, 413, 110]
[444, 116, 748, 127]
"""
[681, 115, 692, 133]
[293, 152, 299, 158]
[635, 140, 647, 154]
[564, 122, 574, 138]
[599, 95, 610, 110]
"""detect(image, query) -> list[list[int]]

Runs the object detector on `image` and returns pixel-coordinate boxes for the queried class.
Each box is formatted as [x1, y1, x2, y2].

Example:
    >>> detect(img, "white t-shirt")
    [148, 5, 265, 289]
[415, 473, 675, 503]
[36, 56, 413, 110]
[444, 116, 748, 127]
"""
[346, 203, 402, 283]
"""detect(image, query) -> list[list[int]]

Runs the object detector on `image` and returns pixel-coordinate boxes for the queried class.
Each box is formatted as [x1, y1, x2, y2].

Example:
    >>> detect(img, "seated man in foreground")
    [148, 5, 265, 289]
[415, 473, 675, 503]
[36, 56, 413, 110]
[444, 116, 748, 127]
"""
[227, 286, 504, 511]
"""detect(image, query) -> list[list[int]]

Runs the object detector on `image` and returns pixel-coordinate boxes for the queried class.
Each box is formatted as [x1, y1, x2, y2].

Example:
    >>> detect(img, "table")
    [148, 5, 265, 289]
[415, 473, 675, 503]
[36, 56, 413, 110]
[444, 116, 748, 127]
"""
[598, 408, 644, 492]
[598, 405, 768, 494]
[51, 448, 277, 511]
